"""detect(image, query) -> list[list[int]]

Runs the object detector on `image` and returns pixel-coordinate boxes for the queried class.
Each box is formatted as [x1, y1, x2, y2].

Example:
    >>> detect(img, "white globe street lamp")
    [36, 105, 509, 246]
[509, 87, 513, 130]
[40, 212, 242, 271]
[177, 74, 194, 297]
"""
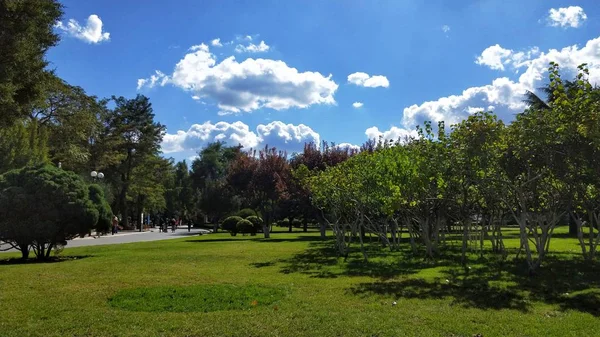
[91, 171, 104, 181]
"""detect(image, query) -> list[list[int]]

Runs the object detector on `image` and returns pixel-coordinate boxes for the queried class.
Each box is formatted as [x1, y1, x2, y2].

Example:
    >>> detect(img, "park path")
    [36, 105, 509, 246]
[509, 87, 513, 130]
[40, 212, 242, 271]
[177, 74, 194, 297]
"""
[0, 227, 211, 254]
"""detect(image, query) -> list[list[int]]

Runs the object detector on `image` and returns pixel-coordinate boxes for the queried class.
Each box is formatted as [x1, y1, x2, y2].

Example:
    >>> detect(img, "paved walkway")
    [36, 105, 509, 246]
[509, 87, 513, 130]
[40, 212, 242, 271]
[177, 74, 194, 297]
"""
[0, 227, 212, 253]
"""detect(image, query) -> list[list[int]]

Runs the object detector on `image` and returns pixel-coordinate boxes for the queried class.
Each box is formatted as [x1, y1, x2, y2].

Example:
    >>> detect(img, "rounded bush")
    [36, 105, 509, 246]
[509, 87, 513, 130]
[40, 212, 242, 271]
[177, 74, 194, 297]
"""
[280, 218, 290, 228]
[292, 218, 302, 228]
[236, 219, 255, 235]
[221, 216, 243, 236]
[245, 215, 263, 231]
[237, 208, 260, 219]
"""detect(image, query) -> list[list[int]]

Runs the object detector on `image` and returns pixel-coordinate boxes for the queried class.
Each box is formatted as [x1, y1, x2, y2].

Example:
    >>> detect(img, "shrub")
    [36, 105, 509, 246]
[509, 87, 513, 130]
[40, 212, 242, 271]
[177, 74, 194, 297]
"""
[292, 218, 302, 228]
[246, 215, 263, 232]
[279, 218, 290, 228]
[237, 208, 260, 219]
[236, 219, 255, 235]
[221, 216, 243, 236]
[88, 184, 112, 234]
[0, 164, 100, 260]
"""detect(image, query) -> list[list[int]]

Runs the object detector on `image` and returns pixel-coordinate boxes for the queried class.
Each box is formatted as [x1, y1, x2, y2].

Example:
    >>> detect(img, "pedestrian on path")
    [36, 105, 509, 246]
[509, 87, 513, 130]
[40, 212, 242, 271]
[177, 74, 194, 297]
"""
[171, 218, 176, 233]
[187, 218, 192, 232]
[112, 216, 119, 235]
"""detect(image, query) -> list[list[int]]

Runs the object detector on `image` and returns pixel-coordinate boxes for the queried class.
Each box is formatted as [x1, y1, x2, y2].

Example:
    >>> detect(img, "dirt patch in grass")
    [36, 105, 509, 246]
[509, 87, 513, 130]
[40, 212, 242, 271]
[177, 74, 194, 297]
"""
[108, 284, 288, 313]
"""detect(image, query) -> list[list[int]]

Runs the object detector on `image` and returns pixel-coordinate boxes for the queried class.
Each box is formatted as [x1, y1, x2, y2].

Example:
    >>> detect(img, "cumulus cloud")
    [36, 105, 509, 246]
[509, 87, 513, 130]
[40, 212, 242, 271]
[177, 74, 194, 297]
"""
[365, 126, 419, 143]
[211, 38, 223, 47]
[55, 14, 110, 44]
[352, 102, 364, 108]
[347, 72, 390, 88]
[335, 143, 361, 152]
[403, 36, 600, 128]
[136, 70, 168, 90]
[547, 6, 587, 28]
[137, 42, 338, 114]
[235, 41, 270, 53]
[161, 121, 320, 155]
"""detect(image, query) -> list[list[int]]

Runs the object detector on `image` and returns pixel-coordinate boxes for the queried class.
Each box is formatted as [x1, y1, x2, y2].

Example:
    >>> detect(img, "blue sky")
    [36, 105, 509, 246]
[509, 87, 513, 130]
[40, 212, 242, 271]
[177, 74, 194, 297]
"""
[49, 0, 600, 162]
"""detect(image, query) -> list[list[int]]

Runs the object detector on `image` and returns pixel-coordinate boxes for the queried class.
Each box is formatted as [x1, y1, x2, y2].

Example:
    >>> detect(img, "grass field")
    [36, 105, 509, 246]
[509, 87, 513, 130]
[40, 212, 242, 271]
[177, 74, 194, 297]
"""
[1, 227, 599, 337]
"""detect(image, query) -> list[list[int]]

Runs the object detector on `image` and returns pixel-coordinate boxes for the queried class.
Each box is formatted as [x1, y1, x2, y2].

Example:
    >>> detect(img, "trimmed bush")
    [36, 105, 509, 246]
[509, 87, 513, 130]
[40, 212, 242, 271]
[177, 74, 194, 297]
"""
[246, 215, 263, 233]
[221, 216, 243, 236]
[236, 219, 255, 235]
[279, 218, 290, 228]
[292, 218, 302, 228]
[237, 208, 260, 219]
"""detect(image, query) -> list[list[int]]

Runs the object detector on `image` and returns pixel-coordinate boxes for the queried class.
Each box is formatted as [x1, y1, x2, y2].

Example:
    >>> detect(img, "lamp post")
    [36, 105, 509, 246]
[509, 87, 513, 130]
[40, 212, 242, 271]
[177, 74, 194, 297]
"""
[90, 170, 104, 182]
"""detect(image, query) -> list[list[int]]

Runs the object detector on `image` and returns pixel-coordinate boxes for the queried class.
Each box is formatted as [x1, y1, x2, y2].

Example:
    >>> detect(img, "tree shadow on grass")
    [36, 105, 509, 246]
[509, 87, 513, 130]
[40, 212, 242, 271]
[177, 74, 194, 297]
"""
[256, 237, 600, 316]
[349, 255, 600, 316]
[253, 240, 456, 280]
[0, 255, 93, 265]
[349, 276, 529, 312]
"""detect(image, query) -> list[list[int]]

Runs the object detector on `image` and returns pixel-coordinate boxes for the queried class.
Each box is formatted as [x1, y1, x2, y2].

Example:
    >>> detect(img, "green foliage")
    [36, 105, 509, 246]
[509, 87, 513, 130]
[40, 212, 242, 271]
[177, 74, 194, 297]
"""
[88, 184, 113, 234]
[236, 219, 255, 235]
[0, 120, 48, 174]
[108, 284, 287, 313]
[245, 215, 263, 232]
[238, 208, 260, 219]
[292, 218, 302, 228]
[0, 164, 99, 259]
[221, 216, 243, 236]
[0, 0, 63, 126]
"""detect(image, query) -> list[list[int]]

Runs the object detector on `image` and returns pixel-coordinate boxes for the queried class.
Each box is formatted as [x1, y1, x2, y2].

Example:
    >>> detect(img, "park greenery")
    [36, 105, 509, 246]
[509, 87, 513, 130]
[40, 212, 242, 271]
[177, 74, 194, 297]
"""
[2, 1, 600, 335]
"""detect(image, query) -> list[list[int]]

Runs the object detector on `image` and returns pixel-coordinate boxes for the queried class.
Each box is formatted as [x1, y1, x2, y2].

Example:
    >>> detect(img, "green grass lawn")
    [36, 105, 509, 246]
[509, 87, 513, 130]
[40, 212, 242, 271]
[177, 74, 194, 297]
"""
[1, 227, 599, 337]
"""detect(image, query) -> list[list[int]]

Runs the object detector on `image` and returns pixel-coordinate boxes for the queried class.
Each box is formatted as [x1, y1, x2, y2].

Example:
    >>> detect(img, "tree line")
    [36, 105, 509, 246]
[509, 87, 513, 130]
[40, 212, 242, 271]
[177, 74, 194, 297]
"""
[1, 2, 599, 272]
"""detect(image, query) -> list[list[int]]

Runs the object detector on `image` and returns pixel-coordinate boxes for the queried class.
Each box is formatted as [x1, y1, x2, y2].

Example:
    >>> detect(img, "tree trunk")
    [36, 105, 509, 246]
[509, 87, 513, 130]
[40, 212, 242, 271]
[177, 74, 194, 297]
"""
[288, 222, 293, 232]
[319, 221, 327, 238]
[119, 182, 129, 230]
[303, 218, 308, 232]
[19, 244, 29, 260]
[212, 219, 219, 233]
[263, 224, 271, 238]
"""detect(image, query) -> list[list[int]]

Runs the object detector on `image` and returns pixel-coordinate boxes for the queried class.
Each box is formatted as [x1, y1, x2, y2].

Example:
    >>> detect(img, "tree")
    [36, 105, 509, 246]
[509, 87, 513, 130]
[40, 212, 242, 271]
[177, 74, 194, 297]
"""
[0, 0, 63, 126]
[0, 165, 100, 260]
[100, 95, 165, 229]
[30, 75, 103, 170]
[191, 142, 242, 230]
[0, 120, 48, 174]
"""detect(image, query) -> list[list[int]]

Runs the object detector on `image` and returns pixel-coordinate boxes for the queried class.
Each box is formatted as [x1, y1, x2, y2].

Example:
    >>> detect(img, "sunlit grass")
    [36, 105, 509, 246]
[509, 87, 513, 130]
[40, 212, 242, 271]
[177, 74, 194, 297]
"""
[0, 226, 598, 337]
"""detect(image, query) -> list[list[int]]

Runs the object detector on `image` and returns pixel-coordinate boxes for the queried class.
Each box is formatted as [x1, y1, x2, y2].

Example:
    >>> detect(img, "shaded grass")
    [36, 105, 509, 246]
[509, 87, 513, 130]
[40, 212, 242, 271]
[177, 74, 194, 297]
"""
[0, 226, 598, 337]
[109, 284, 288, 313]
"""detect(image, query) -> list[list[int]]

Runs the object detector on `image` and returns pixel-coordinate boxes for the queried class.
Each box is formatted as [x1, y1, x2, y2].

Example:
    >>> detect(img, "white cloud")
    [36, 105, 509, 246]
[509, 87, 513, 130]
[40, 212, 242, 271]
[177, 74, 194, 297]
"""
[335, 143, 361, 152]
[55, 14, 110, 44]
[547, 6, 587, 28]
[138, 42, 338, 114]
[347, 72, 390, 88]
[404, 36, 600, 128]
[136, 70, 168, 90]
[352, 102, 364, 108]
[161, 121, 320, 155]
[211, 38, 223, 47]
[442, 25, 450, 34]
[475, 45, 540, 71]
[235, 40, 270, 53]
[365, 126, 419, 143]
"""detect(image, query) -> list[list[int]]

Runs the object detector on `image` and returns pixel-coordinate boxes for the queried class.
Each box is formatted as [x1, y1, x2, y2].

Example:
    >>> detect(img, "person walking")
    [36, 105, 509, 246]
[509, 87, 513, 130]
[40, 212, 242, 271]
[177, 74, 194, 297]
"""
[112, 216, 119, 235]
[171, 217, 177, 233]
[187, 218, 192, 232]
